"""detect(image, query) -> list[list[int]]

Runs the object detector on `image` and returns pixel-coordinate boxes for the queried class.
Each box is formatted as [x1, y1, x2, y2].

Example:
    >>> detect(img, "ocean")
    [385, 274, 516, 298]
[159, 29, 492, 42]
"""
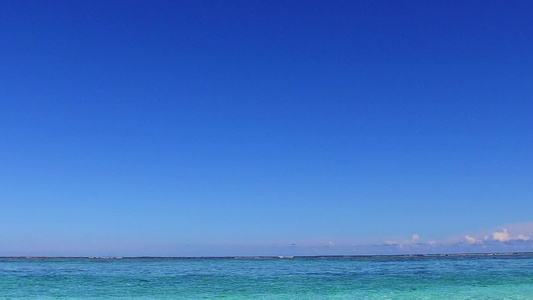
[1, 254, 532, 299]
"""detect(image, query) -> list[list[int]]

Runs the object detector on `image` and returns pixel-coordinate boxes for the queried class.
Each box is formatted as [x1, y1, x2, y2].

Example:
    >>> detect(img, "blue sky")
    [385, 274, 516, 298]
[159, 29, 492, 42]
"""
[1, 0, 532, 256]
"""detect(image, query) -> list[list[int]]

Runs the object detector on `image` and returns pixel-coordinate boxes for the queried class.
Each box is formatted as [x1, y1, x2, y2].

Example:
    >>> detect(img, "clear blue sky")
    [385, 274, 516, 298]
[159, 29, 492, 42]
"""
[1, 0, 532, 256]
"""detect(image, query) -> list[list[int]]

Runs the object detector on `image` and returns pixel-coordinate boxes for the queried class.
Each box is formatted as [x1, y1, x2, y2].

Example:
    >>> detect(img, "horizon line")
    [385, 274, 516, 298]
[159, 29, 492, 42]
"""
[2, 251, 532, 260]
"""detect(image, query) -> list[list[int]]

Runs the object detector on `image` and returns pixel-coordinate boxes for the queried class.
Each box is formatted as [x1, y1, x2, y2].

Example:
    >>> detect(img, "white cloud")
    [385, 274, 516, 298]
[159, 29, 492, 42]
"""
[516, 234, 530, 241]
[383, 233, 420, 249]
[412, 234, 420, 242]
[493, 229, 510, 242]
[370, 222, 533, 255]
[465, 235, 479, 244]
[491, 229, 530, 242]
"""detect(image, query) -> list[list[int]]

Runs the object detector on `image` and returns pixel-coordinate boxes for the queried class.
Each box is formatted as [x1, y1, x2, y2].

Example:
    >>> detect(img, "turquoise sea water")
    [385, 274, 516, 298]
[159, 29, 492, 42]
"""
[1, 255, 532, 299]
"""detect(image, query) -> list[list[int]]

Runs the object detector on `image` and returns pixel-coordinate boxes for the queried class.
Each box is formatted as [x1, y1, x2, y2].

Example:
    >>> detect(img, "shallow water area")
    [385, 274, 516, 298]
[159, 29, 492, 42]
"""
[1, 254, 532, 299]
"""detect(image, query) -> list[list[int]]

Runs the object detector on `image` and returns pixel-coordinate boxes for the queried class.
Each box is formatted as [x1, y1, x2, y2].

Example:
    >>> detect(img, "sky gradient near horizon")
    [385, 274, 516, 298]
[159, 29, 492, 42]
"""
[1, 0, 532, 256]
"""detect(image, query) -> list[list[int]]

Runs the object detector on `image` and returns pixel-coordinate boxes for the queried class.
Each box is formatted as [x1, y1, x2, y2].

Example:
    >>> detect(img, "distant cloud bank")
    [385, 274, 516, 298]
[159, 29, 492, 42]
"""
[463, 224, 531, 245]
[2, 222, 531, 257]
